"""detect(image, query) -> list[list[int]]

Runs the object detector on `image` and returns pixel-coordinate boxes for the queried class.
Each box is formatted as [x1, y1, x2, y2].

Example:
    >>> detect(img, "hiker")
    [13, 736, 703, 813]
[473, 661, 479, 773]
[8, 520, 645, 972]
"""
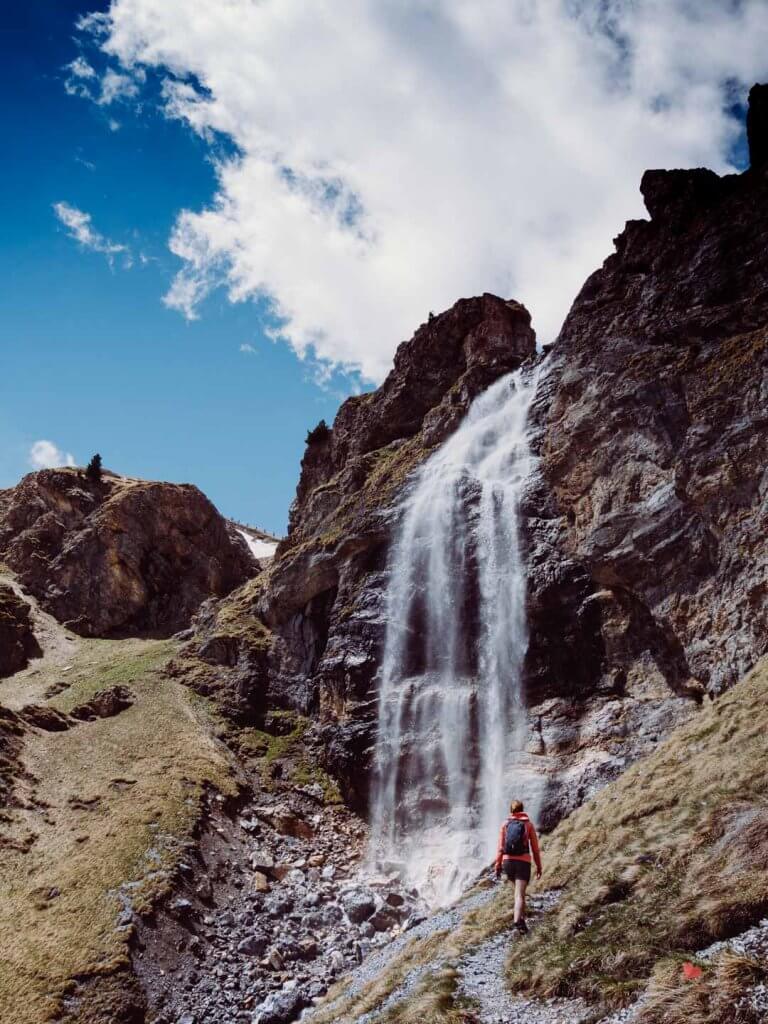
[495, 799, 542, 934]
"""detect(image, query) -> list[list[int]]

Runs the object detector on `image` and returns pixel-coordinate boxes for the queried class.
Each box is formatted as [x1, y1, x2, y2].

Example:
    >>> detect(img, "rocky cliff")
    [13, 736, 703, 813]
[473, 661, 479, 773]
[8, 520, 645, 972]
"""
[3, 85, 768, 1024]
[174, 295, 536, 807]
[0, 468, 253, 637]
[523, 81, 768, 821]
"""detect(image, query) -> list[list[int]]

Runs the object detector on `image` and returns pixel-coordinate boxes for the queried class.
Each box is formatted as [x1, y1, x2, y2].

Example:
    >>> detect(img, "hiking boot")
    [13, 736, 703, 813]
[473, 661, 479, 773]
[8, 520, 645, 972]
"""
[514, 919, 529, 935]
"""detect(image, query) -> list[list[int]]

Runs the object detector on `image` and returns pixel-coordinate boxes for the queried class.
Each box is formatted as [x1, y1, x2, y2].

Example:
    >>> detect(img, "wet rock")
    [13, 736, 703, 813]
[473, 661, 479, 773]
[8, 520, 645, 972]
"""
[369, 907, 399, 932]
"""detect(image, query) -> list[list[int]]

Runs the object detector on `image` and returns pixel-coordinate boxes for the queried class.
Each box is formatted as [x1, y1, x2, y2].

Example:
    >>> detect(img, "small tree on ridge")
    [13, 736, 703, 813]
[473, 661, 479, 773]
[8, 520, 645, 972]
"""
[85, 453, 103, 483]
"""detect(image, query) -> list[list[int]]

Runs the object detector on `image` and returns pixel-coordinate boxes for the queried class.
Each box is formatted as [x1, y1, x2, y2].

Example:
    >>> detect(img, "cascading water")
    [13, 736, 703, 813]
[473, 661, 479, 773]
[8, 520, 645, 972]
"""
[369, 367, 539, 906]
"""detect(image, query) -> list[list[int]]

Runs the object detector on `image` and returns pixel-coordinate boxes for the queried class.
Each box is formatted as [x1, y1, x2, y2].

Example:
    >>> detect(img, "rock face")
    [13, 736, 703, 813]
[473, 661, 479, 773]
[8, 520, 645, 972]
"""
[0, 585, 41, 678]
[0, 469, 253, 638]
[524, 88, 768, 821]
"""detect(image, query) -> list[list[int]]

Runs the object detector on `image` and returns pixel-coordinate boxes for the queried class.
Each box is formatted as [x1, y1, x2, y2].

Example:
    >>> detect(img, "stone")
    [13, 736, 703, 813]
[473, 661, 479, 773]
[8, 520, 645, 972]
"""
[251, 987, 304, 1024]
[341, 891, 376, 924]
[266, 947, 285, 971]
[238, 933, 269, 957]
[369, 907, 398, 932]
[252, 872, 270, 893]
[296, 938, 318, 961]
[69, 685, 135, 721]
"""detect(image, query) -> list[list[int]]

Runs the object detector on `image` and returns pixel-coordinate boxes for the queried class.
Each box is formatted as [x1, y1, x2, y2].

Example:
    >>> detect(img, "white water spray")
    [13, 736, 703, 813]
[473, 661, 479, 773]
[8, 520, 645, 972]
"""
[369, 368, 539, 905]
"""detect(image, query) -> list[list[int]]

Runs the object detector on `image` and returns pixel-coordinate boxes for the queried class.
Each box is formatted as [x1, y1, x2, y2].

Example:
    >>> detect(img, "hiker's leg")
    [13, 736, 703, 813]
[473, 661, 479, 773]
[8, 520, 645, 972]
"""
[514, 878, 528, 923]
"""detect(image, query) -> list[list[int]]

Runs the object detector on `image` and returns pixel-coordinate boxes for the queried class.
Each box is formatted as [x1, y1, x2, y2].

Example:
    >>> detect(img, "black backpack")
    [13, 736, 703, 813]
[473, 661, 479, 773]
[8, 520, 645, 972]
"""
[504, 818, 528, 856]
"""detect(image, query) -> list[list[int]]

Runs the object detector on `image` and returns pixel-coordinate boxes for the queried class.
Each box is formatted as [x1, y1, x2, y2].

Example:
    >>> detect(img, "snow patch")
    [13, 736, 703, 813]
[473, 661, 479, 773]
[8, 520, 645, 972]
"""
[237, 529, 277, 561]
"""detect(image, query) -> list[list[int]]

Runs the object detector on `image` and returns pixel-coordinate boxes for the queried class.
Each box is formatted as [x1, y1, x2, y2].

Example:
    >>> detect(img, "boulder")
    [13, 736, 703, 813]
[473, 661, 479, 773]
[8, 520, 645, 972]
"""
[238, 933, 269, 957]
[252, 987, 304, 1024]
[69, 685, 135, 721]
[341, 890, 376, 924]
[369, 907, 399, 932]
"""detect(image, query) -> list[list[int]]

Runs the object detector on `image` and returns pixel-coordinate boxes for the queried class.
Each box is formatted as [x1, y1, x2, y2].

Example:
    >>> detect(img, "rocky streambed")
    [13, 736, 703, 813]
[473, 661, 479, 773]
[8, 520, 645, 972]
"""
[133, 785, 428, 1024]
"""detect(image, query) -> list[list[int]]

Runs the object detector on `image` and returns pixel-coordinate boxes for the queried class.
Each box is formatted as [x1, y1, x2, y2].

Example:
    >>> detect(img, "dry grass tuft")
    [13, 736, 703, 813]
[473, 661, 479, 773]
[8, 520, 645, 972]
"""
[637, 951, 768, 1024]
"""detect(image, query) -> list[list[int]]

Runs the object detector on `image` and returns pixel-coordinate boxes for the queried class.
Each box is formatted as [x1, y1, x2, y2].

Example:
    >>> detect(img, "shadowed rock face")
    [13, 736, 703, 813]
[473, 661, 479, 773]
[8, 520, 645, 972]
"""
[0, 470, 253, 638]
[0, 585, 41, 678]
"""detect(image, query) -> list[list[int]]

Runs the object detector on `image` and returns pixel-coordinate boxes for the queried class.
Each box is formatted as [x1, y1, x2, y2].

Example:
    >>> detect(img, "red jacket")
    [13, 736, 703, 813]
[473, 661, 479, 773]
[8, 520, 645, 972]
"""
[495, 812, 542, 875]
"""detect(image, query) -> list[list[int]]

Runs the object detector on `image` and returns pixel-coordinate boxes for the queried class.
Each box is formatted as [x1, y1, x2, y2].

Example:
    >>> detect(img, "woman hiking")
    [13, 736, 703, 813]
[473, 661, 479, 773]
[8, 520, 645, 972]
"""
[495, 799, 542, 934]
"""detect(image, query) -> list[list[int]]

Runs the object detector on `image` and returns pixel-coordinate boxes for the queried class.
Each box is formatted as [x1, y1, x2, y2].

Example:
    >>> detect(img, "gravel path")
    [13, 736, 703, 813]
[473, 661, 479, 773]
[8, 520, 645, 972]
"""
[457, 926, 591, 1024]
[312, 886, 601, 1023]
[455, 891, 592, 1024]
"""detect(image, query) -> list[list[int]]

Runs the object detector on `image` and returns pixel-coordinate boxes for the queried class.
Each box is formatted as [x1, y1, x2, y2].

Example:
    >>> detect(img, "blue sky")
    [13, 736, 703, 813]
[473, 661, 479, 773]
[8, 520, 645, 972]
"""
[1, 1, 348, 535]
[2, 1, 765, 535]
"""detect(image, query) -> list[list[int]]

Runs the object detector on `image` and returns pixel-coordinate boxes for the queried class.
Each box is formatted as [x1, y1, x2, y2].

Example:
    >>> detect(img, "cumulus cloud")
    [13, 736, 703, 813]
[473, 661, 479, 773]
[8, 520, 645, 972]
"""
[53, 201, 131, 267]
[76, 0, 768, 380]
[29, 440, 76, 471]
[239, 343, 257, 355]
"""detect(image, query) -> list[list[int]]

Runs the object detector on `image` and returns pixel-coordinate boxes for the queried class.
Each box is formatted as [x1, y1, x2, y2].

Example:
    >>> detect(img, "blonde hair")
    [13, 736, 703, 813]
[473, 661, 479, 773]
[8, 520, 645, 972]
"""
[510, 799, 524, 814]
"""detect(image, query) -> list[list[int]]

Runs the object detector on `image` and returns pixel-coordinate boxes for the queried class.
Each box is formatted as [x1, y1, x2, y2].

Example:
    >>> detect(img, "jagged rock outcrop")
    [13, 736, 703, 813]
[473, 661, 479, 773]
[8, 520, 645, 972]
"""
[0, 584, 41, 677]
[0, 469, 253, 638]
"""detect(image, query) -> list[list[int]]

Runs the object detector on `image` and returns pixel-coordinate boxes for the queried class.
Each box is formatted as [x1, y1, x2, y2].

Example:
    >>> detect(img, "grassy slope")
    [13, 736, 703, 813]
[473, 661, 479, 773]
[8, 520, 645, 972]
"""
[0, 635, 237, 1024]
[313, 658, 768, 1024]
[505, 656, 768, 1020]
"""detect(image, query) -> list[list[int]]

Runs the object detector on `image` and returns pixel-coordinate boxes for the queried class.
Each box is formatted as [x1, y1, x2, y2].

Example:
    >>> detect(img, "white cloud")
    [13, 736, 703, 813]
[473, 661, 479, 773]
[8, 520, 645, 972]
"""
[64, 52, 143, 106]
[239, 343, 257, 354]
[53, 201, 131, 268]
[29, 441, 76, 471]
[78, 0, 768, 381]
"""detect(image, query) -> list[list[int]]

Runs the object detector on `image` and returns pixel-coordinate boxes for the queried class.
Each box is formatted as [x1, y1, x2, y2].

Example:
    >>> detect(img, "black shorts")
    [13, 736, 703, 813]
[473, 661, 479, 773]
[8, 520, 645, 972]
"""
[502, 859, 531, 883]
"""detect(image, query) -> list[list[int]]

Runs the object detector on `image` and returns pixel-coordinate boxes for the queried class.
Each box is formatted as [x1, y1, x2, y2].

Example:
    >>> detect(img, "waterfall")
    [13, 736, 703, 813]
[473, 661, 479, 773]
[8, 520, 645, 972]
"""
[369, 367, 539, 906]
